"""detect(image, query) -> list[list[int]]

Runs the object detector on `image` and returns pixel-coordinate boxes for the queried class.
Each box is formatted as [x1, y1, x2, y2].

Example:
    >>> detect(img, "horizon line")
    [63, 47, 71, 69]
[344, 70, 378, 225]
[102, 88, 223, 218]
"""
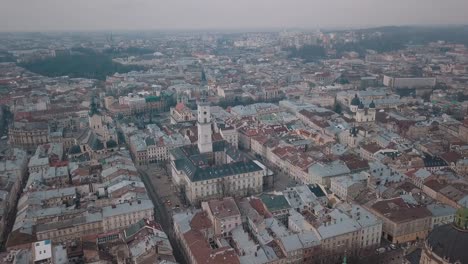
[1, 23, 467, 34]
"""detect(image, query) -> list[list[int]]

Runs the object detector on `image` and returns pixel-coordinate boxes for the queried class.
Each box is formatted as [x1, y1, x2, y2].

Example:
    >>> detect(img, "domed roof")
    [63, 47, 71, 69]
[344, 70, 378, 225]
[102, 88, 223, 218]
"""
[349, 126, 359, 137]
[369, 101, 376, 108]
[350, 94, 360, 106]
[426, 223, 468, 263]
[358, 102, 365, 109]
[106, 139, 118, 149]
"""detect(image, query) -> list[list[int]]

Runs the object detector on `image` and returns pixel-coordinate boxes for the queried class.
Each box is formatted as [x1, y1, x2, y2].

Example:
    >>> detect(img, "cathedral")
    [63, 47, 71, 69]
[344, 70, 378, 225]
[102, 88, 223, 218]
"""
[347, 94, 376, 123]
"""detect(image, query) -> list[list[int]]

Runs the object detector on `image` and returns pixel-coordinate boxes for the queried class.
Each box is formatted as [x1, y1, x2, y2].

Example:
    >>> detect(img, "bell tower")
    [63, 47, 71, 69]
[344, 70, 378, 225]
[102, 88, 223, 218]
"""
[197, 100, 213, 153]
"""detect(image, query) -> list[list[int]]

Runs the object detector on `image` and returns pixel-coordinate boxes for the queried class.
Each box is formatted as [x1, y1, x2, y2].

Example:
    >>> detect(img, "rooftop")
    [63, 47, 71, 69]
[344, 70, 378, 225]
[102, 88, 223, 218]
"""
[371, 197, 432, 223]
[205, 197, 241, 219]
[259, 193, 291, 212]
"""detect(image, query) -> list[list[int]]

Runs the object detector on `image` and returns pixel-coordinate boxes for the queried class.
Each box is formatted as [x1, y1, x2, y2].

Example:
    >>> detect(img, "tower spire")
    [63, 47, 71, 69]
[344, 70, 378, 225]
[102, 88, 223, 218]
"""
[89, 95, 99, 116]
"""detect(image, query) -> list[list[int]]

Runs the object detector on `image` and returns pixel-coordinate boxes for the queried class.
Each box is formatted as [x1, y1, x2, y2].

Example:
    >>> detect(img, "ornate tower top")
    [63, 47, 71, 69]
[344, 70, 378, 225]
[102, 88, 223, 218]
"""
[201, 69, 207, 85]
[89, 96, 100, 116]
[197, 100, 211, 124]
[350, 94, 360, 106]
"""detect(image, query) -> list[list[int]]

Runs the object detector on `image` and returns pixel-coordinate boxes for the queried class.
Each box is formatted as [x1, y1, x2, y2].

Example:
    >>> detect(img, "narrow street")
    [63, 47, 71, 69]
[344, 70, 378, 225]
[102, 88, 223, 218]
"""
[243, 151, 297, 191]
[138, 167, 187, 264]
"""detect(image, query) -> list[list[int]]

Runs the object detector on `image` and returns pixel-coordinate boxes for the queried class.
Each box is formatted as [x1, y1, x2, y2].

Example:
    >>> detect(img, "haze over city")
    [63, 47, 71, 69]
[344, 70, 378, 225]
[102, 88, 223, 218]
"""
[2, 0, 468, 31]
[2, 1, 468, 264]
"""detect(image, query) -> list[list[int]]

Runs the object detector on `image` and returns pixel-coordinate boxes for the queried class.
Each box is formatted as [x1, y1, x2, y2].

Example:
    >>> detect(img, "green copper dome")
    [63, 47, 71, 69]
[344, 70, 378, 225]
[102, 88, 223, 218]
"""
[369, 100, 376, 108]
[350, 94, 360, 106]
[89, 96, 100, 116]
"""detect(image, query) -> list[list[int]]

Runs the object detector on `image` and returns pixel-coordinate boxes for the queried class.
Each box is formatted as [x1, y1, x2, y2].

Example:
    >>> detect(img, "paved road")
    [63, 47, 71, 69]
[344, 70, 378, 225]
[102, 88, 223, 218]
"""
[138, 168, 187, 264]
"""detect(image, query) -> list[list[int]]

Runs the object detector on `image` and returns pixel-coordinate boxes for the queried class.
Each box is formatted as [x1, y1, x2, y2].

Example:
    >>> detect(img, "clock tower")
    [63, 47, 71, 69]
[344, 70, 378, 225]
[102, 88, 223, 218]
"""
[197, 100, 213, 153]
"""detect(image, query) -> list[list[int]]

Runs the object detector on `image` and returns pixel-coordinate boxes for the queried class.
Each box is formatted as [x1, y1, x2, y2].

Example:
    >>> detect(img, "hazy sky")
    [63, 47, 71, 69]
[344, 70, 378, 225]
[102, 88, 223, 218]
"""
[1, 0, 468, 32]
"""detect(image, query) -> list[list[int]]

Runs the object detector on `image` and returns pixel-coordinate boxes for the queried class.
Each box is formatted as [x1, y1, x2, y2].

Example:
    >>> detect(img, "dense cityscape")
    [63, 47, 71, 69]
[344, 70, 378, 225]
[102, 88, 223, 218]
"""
[1, 19, 468, 264]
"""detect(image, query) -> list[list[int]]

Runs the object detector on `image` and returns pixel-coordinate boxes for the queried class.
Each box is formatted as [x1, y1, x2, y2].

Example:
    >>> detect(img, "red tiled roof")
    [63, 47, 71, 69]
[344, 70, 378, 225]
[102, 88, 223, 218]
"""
[440, 151, 462, 164]
[175, 102, 187, 112]
[190, 211, 213, 231]
[371, 197, 432, 223]
[183, 230, 240, 264]
[341, 154, 369, 171]
[360, 143, 381, 154]
[423, 179, 447, 192]
[272, 146, 295, 158]
[206, 197, 241, 219]
[212, 133, 224, 142]
[249, 198, 272, 218]
[252, 135, 269, 145]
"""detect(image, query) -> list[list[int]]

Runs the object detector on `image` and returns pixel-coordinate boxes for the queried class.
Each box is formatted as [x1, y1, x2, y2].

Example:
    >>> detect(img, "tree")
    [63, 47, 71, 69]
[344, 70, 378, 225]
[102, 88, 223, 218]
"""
[288, 45, 326, 62]
[338, 78, 350, 85]
[334, 103, 343, 114]
[20, 52, 143, 80]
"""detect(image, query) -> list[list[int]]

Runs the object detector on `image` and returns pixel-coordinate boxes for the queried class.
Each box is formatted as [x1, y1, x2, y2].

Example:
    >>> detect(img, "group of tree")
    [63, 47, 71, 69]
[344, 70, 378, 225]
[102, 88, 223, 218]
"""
[0, 51, 15, 63]
[217, 95, 285, 109]
[20, 51, 143, 80]
[334, 37, 405, 57]
[287, 45, 327, 62]
[103, 47, 155, 57]
[334, 26, 468, 57]
[0, 106, 12, 137]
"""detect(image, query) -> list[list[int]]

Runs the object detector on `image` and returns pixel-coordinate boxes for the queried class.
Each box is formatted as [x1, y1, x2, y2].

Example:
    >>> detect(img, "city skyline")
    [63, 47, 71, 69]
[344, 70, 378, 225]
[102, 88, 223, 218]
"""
[2, 0, 468, 32]
[1, 2, 468, 263]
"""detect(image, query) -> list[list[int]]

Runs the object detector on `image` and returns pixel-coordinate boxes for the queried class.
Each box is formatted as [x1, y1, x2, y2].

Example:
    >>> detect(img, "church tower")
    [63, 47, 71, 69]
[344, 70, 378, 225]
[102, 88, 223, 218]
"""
[197, 100, 213, 153]
[88, 96, 103, 131]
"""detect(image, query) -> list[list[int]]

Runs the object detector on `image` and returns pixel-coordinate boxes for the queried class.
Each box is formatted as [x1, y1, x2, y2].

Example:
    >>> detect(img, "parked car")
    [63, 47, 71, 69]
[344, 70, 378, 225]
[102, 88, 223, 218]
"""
[376, 247, 386, 254]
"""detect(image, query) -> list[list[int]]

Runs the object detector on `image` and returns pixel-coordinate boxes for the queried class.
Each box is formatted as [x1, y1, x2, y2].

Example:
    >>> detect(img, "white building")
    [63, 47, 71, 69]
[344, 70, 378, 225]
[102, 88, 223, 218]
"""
[427, 203, 457, 229]
[102, 200, 154, 232]
[33, 240, 52, 263]
[330, 173, 367, 200]
[383, 75, 436, 89]
[201, 197, 242, 236]
[197, 101, 213, 154]
[347, 94, 376, 123]
[170, 101, 265, 204]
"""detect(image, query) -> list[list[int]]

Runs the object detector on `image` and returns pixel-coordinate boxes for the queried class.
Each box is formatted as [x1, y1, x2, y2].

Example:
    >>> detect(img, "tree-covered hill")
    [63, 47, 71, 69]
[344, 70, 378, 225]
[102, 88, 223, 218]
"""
[20, 51, 143, 80]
